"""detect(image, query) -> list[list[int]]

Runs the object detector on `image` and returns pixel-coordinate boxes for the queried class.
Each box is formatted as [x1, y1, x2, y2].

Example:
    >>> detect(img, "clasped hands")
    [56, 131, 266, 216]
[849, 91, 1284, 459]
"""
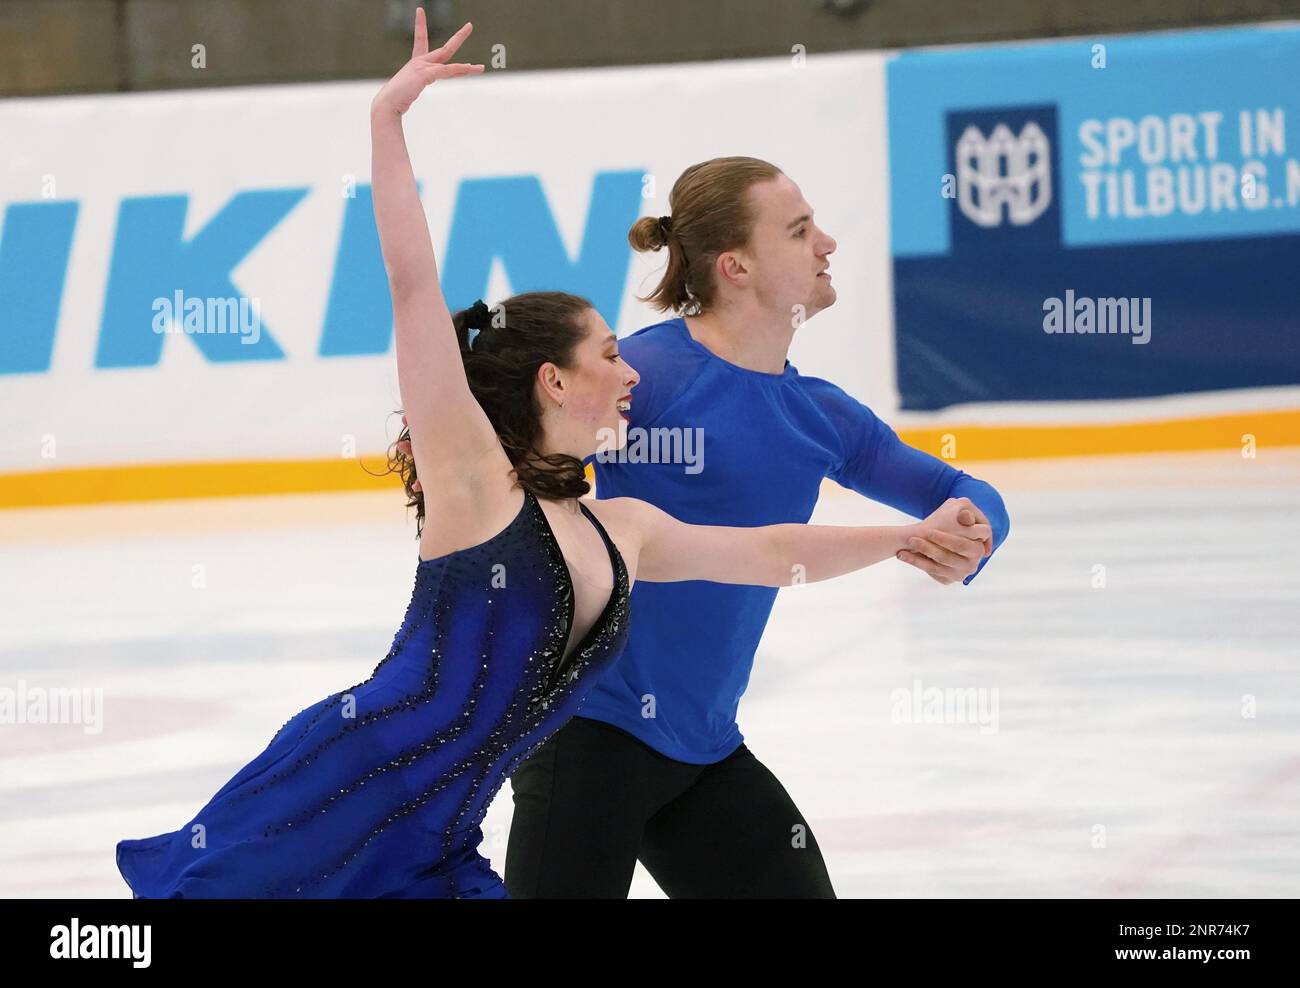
[897, 497, 992, 585]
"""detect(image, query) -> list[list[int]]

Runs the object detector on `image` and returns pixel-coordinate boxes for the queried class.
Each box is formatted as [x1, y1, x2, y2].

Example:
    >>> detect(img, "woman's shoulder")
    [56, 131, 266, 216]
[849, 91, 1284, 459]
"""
[579, 496, 652, 587]
[581, 495, 640, 522]
[581, 495, 656, 541]
[582, 495, 675, 545]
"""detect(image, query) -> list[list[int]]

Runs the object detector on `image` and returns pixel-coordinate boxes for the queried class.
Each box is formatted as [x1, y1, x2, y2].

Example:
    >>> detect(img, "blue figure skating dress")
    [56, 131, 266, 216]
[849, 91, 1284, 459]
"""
[116, 488, 629, 898]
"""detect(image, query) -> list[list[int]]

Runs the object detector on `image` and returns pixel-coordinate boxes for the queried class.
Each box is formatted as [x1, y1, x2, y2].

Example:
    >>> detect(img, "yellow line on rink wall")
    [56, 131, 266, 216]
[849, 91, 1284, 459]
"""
[0, 457, 404, 509]
[895, 409, 1300, 461]
[1, 409, 1298, 509]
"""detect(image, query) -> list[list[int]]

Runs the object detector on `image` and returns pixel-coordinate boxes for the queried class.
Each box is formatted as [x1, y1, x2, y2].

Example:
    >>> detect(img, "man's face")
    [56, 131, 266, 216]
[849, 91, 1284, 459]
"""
[738, 173, 838, 321]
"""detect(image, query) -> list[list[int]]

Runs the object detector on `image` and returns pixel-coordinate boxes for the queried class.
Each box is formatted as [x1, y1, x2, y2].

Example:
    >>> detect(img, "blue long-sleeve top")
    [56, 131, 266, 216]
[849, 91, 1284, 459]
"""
[580, 316, 1010, 763]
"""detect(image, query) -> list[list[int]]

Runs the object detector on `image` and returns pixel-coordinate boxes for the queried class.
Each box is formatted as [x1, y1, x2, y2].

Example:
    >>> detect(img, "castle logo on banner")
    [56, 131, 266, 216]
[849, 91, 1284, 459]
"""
[956, 121, 1053, 227]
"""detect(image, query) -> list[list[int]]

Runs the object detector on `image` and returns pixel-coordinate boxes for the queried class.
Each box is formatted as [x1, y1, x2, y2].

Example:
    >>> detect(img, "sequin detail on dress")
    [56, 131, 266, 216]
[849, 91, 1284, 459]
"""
[115, 488, 629, 898]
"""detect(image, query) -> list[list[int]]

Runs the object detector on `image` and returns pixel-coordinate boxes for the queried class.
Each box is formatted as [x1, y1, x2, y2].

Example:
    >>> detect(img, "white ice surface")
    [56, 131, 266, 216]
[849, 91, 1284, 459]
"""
[1, 450, 1296, 898]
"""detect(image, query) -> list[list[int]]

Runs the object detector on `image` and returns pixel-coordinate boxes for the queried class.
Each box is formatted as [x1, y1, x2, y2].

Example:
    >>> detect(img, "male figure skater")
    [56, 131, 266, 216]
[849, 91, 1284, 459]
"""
[502, 156, 1011, 898]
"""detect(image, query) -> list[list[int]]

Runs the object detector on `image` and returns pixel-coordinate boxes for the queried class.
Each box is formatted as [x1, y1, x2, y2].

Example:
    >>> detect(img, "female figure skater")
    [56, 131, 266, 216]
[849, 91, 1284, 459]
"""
[500, 159, 1012, 898]
[114, 14, 990, 899]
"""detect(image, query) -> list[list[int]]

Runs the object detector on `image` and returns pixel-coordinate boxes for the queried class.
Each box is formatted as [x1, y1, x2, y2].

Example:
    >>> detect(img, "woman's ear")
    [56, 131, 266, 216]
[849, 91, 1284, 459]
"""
[536, 361, 566, 407]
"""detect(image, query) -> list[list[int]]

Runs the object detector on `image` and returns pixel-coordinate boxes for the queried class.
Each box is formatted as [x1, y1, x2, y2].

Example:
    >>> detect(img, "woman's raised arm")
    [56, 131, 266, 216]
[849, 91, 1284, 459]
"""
[370, 13, 495, 482]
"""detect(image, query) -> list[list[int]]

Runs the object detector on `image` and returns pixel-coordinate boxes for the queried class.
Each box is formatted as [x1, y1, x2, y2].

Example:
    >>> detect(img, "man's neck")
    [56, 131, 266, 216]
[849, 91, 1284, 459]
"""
[682, 302, 794, 375]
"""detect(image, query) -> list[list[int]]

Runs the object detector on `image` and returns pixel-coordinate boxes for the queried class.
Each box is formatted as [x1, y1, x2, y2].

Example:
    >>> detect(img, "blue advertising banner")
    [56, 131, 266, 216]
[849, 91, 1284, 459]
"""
[887, 24, 1300, 410]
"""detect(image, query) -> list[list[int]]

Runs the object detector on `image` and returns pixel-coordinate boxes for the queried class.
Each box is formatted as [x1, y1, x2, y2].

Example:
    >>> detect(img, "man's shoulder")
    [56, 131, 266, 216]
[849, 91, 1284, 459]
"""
[619, 316, 709, 397]
[793, 371, 879, 418]
[619, 316, 683, 353]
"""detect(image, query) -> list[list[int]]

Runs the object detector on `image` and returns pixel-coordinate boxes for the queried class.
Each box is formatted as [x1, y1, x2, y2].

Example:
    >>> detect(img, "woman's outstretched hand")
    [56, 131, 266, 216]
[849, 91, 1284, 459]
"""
[371, 11, 483, 117]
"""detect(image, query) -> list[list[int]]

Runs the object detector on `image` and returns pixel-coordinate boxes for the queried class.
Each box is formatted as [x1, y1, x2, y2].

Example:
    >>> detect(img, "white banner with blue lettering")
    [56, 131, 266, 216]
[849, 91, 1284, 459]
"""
[0, 55, 890, 474]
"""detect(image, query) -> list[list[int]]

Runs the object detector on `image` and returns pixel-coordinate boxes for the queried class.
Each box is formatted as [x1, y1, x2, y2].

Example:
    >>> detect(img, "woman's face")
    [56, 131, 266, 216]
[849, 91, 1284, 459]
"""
[538, 308, 640, 458]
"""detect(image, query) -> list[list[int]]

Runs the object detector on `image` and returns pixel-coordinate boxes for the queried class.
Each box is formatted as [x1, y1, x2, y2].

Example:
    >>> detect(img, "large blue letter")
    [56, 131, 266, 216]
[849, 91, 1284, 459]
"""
[440, 171, 644, 324]
[0, 201, 79, 375]
[96, 189, 307, 368]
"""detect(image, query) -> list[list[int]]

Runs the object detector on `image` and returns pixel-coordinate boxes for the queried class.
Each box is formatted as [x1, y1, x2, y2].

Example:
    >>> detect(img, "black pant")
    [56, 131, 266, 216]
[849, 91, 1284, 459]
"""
[504, 716, 836, 898]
